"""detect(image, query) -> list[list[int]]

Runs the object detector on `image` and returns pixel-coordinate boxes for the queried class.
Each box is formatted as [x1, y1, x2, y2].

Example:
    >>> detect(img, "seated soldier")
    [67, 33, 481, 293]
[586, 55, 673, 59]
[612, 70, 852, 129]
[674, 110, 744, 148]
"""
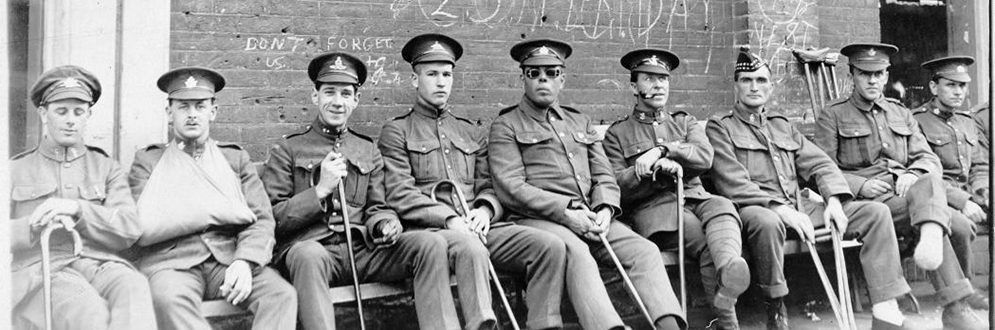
[379, 34, 567, 330]
[129, 67, 297, 330]
[488, 39, 686, 330]
[11, 65, 155, 330]
[602, 48, 749, 330]
[816, 44, 987, 330]
[707, 49, 914, 330]
[260, 52, 461, 330]
[912, 56, 989, 310]
[973, 102, 989, 167]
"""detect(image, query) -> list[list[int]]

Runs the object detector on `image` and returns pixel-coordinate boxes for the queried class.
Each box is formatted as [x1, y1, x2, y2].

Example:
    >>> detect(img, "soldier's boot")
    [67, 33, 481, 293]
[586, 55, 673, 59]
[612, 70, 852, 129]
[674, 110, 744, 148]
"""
[942, 300, 988, 330]
[708, 304, 740, 330]
[964, 291, 989, 310]
[764, 297, 790, 330]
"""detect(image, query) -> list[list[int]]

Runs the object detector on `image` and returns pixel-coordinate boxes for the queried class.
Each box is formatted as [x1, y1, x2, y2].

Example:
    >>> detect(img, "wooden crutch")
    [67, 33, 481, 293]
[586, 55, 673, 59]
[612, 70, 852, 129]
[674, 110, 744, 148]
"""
[41, 216, 84, 330]
[830, 222, 858, 329]
[653, 165, 687, 313]
[793, 48, 831, 119]
[795, 190, 852, 330]
[430, 180, 521, 330]
[824, 52, 842, 98]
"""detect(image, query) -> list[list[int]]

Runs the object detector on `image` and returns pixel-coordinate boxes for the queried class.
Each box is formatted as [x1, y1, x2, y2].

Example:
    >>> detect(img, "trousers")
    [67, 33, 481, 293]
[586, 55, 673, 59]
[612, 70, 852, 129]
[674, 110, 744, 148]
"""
[519, 219, 687, 330]
[740, 199, 911, 303]
[148, 259, 297, 330]
[436, 224, 568, 330]
[282, 231, 460, 330]
[14, 258, 157, 330]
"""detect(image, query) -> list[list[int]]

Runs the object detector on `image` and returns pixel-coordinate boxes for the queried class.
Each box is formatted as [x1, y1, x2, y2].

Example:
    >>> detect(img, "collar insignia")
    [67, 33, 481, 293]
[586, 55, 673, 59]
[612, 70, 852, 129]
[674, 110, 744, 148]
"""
[329, 57, 348, 70]
[184, 76, 198, 89]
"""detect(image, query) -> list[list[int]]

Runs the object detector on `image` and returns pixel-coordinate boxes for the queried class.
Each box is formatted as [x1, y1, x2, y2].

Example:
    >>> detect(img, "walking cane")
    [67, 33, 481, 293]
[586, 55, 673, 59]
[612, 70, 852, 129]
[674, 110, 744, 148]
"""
[41, 216, 84, 330]
[338, 182, 367, 330]
[653, 165, 687, 313]
[430, 180, 521, 330]
[599, 234, 656, 327]
[312, 164, 367, 330]
[795, 191, 850, 330]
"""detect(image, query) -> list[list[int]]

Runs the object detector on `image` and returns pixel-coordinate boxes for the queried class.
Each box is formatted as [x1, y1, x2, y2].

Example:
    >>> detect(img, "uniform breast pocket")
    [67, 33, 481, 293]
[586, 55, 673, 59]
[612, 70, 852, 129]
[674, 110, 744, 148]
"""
[11, 183, 58, 216]
[730, 135, 771, 181]
[450, 138, 481, 183]
[406, 139, 443, 183]
[344, 159, 373, 207]
[887, 123, 912, 164]
[925, 132, 958, 169]
[622, 141, 655, 164]
[293, 158, 323, 190]
[772, 138, 800, 180]
[515, 131, 561, 178]
[837, 123, 873, 167]
[78, 185, 107, 205]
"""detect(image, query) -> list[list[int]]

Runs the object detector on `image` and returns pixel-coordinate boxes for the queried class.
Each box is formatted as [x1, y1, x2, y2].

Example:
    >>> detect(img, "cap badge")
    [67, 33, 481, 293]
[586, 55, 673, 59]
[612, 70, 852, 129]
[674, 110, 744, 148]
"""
[329, 57, 348, 70]
[59, 77, 81, 88]
[537, 46, 550, 55]
[867, 48, 876, 56]
[955, 65, 967, 73]
[426, 41, 450, 55]
[184, 76, 199, 89]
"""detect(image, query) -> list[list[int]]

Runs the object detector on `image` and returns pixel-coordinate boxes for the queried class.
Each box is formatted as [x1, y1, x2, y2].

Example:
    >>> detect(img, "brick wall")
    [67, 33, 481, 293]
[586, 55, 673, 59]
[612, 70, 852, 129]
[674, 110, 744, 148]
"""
[170, 0, 882, 160]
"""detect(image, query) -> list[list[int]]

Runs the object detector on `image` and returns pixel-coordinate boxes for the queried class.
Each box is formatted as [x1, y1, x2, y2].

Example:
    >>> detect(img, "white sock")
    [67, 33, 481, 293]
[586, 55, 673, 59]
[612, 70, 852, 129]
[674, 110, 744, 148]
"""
[872, 299, 905, 325]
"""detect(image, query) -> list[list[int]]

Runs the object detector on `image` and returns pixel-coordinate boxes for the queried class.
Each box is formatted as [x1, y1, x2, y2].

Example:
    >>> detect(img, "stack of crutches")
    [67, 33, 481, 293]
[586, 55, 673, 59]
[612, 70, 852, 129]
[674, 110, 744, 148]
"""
[793, 48, 843, 120]
[430, 180, 521, 330]
[795, 190, 857, 330]
[652, 165, 687, 313]
[312, 164, 367, 330]
[41, 216, 84, 330]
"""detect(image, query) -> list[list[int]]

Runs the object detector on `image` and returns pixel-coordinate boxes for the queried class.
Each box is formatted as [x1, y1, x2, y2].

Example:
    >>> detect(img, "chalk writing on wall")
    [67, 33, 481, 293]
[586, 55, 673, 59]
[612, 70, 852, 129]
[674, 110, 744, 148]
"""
[388, 0, 683, 44]
[242, 34, 405, 85]
[746, 0, 817, 83]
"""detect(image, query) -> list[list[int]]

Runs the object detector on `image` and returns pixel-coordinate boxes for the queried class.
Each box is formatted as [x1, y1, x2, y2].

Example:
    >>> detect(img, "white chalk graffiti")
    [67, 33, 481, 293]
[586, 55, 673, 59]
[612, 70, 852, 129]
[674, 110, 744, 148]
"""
[746, 0, 818, 82]
[389, 0, 694, 43]
[239, 34, 405, 85]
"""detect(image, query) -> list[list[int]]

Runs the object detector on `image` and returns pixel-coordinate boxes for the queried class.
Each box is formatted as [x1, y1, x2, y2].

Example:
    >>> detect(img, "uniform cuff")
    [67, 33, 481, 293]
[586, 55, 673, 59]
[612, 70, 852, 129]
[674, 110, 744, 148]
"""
[473, 194, 504, 222]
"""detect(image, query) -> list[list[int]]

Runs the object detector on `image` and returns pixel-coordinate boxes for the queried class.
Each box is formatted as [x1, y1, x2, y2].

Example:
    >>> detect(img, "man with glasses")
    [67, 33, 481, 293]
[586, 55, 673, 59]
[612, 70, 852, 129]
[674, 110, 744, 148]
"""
[379, 34, 568, 330]
[488, 39, 686, 330]
[815, 43, 987, 330]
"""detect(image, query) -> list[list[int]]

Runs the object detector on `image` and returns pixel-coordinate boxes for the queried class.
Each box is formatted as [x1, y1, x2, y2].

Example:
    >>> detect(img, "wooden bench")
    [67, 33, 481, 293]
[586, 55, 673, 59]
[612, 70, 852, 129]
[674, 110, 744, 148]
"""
[202, 253, 683, 320]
